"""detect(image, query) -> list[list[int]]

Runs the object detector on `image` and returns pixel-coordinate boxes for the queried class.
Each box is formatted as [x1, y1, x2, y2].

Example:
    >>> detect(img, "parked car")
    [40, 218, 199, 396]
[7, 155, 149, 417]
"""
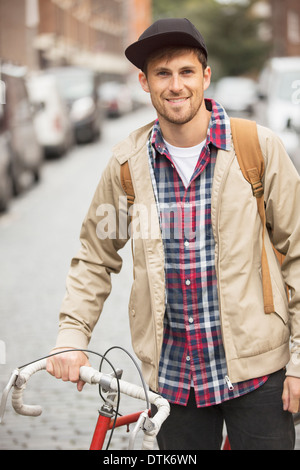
[1, 64, 43, 195]
[127, 75, 151, 110]
[26, 73, 73, 157]
[98, 81, 133, 117]
[213, 76, 258, 116]
[0, 91, 13, 212]
[256, 57, 300, 165]
[44, 67, 102, 143]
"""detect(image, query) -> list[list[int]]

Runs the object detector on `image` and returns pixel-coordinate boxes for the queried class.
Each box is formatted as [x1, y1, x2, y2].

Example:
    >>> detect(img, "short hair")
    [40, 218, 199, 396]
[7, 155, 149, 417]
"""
[142, 46, 208, 76]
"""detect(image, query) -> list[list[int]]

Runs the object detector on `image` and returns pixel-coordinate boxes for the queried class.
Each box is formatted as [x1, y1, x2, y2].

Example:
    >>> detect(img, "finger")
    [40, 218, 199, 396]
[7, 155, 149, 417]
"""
[46, 358, 54, 375]
[61, 365, 70, 382]
[77, 380, 85, 392]
[68, 367, 81, 384]
[54, 362, 62, 379]
[282, 381, 289, 411]
[288, 396, 299, 414]
[46, 357, 62, 379]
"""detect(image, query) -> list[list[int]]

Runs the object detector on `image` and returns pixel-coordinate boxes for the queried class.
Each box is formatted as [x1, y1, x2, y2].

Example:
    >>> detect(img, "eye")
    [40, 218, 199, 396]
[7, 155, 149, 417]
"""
[181, 69, 194, 75]
[157, 70, 169, 77]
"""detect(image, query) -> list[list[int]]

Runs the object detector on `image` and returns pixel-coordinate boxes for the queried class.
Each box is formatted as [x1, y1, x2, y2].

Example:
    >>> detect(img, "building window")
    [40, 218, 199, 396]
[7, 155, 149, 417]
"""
[287, 10, 300, 44]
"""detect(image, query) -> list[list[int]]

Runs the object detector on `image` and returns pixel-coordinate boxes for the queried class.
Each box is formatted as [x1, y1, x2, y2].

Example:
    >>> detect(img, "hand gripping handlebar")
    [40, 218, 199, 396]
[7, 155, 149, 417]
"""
[1, 358, 170, 450]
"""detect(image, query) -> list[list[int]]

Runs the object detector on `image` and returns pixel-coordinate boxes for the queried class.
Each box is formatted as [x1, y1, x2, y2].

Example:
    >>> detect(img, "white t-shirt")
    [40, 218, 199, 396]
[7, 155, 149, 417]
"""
[164, 139, 206, 188]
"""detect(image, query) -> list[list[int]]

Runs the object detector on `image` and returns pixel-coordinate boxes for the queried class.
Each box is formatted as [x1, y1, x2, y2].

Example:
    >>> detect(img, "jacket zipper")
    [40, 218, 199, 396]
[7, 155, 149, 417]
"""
[128, 156, 160, 391]
[213, 151, 236, 389]
[225, 375, 234, 391]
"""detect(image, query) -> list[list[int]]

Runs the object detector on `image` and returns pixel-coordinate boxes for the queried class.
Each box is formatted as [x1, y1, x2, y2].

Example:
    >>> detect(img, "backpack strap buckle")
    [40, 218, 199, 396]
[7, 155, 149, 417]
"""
[247, 168, 264, 198]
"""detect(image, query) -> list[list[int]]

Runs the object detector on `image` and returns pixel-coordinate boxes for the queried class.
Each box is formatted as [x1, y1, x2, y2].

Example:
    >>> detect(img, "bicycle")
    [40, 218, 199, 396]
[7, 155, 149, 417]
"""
[2, 348, 299, 451]
[0, 347, 170, 451]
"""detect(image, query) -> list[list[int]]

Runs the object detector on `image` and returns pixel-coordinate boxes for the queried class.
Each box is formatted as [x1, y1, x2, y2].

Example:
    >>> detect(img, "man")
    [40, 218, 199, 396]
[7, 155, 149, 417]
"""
[47, 18, 300, 449]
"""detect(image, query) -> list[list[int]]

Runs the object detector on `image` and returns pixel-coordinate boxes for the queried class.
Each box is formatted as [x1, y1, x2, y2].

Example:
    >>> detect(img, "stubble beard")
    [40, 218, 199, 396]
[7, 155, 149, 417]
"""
[152, 94, 203, 126]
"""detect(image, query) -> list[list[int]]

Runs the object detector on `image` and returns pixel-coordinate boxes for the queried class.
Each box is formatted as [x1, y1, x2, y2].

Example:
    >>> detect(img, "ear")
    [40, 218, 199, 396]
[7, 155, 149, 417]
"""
[138, 71, 150, 93]
[203, 66, 211, 92]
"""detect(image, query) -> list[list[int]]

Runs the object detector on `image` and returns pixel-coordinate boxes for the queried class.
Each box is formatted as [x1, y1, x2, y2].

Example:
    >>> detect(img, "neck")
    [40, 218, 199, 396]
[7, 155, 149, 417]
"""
[159, 103, 211, 148]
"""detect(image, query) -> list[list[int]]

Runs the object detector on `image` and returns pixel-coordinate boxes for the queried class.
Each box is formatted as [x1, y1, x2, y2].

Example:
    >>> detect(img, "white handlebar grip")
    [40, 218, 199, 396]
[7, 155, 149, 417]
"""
[142, 432, 156, 450]
[15, 359, 47, 387]
[11, 359, 46, 417]
[79, 366, 102, 384]
[11, 385, 43, 417]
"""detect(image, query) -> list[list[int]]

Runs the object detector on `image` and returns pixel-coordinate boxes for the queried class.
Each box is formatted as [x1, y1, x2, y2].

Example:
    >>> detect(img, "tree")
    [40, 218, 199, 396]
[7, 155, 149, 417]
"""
[153, 0, 271, 79]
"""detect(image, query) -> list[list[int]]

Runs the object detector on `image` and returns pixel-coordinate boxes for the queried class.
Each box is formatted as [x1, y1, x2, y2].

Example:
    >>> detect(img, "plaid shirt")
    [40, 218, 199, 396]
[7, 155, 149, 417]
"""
[147, 99, 268, 407]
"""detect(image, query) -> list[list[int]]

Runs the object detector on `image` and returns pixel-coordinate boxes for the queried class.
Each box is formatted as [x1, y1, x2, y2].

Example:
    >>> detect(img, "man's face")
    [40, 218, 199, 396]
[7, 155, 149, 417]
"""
[139, 50, 211, 126]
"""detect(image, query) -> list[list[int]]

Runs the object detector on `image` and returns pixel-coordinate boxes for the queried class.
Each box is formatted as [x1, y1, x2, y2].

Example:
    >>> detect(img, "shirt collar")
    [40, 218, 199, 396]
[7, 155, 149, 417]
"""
[151, 98, 231, 157]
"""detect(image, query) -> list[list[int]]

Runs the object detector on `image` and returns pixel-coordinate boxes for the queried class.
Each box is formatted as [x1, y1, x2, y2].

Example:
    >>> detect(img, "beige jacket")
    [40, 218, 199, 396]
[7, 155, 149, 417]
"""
[55, 121, 300, 392]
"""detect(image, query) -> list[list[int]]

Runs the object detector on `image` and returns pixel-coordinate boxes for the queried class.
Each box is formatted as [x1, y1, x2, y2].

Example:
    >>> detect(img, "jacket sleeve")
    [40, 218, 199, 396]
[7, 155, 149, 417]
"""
[54, 156, 130, 350]
[261, 126, 300, 377]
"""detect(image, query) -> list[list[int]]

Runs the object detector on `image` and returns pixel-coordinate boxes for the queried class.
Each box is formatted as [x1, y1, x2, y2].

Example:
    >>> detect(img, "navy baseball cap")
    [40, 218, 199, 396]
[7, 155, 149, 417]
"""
[125, 18, 208, 70]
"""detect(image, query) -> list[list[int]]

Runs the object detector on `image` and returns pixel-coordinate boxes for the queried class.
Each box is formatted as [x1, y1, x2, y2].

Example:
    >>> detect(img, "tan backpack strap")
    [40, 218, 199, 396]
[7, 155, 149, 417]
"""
[230, 118, 265, 197]
[257, 197, 275, 314]
[120, 161, 135, 272]
[230, 118, 274, 314]
[120, 161, 135, 207]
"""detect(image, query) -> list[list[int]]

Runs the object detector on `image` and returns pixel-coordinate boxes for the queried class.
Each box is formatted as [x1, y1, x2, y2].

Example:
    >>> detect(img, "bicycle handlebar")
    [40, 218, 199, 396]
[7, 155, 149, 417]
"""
[9, 358, 170, 450]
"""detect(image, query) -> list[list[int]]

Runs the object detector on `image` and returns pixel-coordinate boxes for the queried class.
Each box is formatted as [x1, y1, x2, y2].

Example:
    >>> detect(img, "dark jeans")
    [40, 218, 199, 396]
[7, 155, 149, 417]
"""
[152, 369, 295, 450]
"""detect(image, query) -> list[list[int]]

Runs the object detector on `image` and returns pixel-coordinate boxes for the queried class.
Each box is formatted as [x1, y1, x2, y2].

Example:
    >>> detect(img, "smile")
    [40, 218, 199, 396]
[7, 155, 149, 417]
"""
[166, 97, 189, 104]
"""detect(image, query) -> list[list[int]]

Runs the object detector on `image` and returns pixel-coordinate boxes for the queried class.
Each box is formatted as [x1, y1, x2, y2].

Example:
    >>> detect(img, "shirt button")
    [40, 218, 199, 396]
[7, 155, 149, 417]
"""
[185, 279, 191, 286]
[186, 356, 190, 361]
[189, 317, 194, 323]
[184, 240, 189, 247]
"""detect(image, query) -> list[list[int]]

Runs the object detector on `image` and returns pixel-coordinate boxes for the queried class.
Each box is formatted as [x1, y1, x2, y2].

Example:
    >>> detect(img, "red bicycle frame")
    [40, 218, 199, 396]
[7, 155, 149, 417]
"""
[90, 402, 231, 450]
[90, 406, 151, 450]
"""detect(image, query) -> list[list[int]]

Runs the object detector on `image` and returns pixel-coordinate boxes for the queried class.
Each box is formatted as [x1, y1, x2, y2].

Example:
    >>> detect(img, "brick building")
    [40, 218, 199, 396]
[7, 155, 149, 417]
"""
[0, 0, 152, 74]
[269, 0, 300, 56]
[0, 0, 40, 69]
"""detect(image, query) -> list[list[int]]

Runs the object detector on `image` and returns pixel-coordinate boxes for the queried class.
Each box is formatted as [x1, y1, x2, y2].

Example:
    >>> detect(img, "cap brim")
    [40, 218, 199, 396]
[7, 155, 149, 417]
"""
[125, 31, 207, 70]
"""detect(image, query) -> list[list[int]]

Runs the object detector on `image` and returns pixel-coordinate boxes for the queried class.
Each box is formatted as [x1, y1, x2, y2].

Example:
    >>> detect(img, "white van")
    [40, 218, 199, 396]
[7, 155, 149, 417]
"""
[27, 73, 73, 157]
[256, 57, 300, 171]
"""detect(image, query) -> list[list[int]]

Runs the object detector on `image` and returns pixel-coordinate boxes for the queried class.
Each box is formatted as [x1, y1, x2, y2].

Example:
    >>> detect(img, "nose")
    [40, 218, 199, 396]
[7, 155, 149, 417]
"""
[169, 74, 183, 93]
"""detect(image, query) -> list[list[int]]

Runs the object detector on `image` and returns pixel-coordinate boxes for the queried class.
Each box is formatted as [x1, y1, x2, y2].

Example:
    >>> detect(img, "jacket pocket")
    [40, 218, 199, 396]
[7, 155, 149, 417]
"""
[259, 268, 289, 324]
[271, 273, 289, 324]
[128, 279, 155, 366]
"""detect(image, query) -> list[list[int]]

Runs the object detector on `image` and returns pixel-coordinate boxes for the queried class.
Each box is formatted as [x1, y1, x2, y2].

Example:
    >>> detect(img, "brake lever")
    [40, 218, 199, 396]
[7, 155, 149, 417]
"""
[0, 369, 19, 424]
[127, 410, 155, 450]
